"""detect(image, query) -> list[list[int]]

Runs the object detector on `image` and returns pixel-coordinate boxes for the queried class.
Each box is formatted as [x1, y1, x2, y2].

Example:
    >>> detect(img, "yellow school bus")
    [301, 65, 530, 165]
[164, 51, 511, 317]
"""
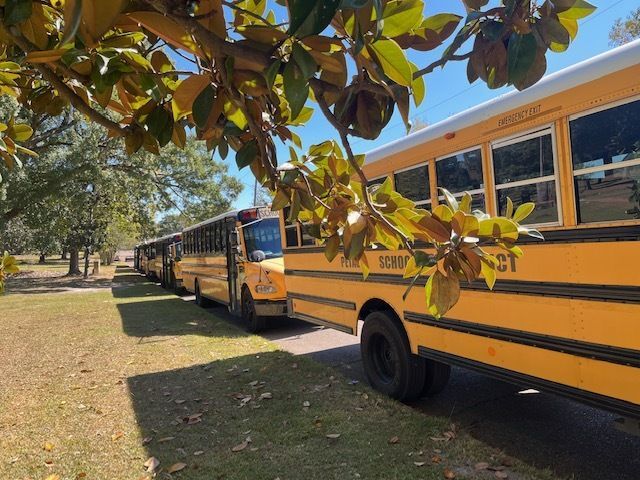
[281, 40, 640, 420]
[182, 207, 286, 332]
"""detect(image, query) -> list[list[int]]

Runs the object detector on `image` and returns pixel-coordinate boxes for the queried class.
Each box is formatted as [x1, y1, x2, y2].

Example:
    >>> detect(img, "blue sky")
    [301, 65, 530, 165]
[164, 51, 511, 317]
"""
[178, 0, 636, 208]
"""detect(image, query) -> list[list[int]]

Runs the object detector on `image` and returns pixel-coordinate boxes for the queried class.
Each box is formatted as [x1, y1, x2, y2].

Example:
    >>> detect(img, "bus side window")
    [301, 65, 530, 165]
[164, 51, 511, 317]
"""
[570, 98, 640, 223]
[214, 222, 221, 253]
[283, 207, 300, 247]
[205, 226, 210, 253]
[394, 165, 431, 209]
[436, 148, 485, 211]
[208, 224, 215, 252]
[492, 128, 559, 225]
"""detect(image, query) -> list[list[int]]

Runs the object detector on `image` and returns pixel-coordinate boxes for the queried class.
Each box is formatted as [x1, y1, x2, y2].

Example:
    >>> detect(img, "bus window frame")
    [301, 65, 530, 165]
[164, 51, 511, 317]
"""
[490, 124, 563, 228]
[435, 145, 485, 210]
[568, 94, 640, 226]
[393, 161, 432, 208]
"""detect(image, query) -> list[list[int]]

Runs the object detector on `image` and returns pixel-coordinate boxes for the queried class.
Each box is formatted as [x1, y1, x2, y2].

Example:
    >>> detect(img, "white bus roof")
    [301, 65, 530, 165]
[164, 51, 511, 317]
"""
[182, 205, 268, 233]
[365, 39, 640, 165]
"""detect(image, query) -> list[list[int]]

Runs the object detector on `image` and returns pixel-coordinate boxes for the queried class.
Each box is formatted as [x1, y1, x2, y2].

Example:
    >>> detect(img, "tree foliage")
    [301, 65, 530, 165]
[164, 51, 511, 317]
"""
[609, 7, 640, 46]
[0, 0, 595, 313]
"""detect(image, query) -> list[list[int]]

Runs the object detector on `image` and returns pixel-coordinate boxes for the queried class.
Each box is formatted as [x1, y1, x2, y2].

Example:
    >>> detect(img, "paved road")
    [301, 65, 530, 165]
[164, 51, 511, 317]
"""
[197, 301, 640, 480]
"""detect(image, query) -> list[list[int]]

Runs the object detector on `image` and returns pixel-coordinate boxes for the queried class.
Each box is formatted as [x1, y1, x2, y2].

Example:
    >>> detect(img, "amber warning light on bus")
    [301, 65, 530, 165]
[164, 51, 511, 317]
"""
[444, 132, 456, 140]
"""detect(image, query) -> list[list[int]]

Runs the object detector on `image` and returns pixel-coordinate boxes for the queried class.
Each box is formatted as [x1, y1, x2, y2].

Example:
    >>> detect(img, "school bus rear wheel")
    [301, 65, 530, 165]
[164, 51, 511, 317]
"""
[195, 281, 211, 308]
[361, 311, 426, 402]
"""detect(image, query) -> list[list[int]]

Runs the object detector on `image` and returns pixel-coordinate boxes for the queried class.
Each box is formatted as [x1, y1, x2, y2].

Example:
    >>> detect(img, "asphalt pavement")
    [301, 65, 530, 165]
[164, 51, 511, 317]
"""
[195, 300, 640, 480]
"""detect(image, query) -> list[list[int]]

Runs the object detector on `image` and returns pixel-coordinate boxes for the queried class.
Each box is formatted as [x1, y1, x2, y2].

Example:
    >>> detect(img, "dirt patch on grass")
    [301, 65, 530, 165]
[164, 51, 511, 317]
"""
[0, 267, 558, 480]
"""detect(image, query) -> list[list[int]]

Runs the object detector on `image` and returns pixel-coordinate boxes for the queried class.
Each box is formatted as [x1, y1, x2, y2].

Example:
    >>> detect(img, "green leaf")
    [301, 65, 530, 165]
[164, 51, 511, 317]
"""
[506, 197, 514, 219]
[507, 32, 537, 85]
[324, 234, 340, 262]
[555, 0, 596, 20]
[480, 257, 496, 289]
[439, 188, 459, 211]
[513, 202, 535, 223]
[192, 85, 215, 129]
[288, 0, 341, 38]
[283, 60, 309, 120]
[4, 0, 33, 26]
[291, 43, 317, 80]
[236, 140, 258, 170]
[409, 61, 425, 107]
[368, 39, 413, 86]
[264, 59, 281, 89]
[145, 106, 174, 147]
[381, 0, 423, 38]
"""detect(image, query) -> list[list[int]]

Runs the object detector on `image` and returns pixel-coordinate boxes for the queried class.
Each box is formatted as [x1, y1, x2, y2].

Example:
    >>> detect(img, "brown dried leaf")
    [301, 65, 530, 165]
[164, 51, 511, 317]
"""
[475, 462, 489, 470]
[414, 462, 426, 467]
[157, 436, 175, 443]
[326, 433, 341, 439]
[43, 442, 54, 452]
[111, 431, 124, 442]
[143, 456, 160, 473]
[167, 462, 187, 474]
[388, 436, 399, 444]
[495, 472, 508, 479]
[231, 440, 249, 452]
[174, 399, 186, 404]
[444, 468, 456, 479]
[142, 436, 153, 445]
[259, 392, 273, 400]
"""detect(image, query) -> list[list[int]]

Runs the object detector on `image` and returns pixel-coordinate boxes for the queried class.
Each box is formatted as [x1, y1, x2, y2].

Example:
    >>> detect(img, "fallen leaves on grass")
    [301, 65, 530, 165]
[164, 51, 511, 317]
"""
[111, 431, 124, 442]
[475, 462, 489, 470]
[44, 475, 60, 480]
[231, 439, 250, 452]
[443, 468, 456, 479]
[259, 392, 273, 400]
[414, 462, 426, 467]
[143, 456, 160, 473]
[157, 436, 175, 443]
[183, 413, 203, 425]
[43, 442, 54, 452]
[388, 435, 399, 444]
[142, 436, 153, 445]
[326, 433, 341, 439]
[495, 472, 509, 479]
[167, 462, 187, 473]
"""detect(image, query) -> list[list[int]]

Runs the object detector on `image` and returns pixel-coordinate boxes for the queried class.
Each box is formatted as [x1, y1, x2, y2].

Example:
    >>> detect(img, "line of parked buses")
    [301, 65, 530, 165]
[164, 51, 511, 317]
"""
[134, 41, 639, 431]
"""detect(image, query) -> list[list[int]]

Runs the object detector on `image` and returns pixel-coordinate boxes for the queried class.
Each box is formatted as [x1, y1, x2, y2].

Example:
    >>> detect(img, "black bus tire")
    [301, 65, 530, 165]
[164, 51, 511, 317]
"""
[422, 360, 451, 396]
[195, 281, 211, 308]
[361, 311, 426, 402]
[242, 288, 265, 333]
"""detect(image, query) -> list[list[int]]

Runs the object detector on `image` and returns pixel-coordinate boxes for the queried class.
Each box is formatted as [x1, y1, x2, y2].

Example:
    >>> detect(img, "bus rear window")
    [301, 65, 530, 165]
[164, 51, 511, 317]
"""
[570, 99, 640, 223]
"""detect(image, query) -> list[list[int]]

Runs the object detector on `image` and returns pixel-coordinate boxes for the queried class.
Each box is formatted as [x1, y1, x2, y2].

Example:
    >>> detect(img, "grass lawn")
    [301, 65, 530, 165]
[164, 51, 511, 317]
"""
[0, 267, 557, 480]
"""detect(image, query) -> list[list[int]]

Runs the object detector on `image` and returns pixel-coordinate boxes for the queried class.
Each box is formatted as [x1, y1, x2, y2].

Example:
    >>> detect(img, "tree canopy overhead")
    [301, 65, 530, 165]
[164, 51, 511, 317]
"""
[0, 0, 595, 314]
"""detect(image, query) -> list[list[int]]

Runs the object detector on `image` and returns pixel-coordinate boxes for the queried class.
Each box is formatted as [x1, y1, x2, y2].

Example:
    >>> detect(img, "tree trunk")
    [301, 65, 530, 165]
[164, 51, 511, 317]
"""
[61, 248, 68, 260]
[39, 253, 46, 264]
[83, 246, 90, 278]
[68, 248, 81, 275]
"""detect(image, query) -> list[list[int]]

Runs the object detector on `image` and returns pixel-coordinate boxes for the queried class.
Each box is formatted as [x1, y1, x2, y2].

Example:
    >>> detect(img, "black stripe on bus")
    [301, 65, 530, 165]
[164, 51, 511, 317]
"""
[283, 269, 640, 304]
[287, 292, 356, 311]
[289, 311, 354, 335]
[181, 270, 227, 281]
[417, 346, 640, 419]
[405, 312, 640, 369]
[282, 225, 640, 255]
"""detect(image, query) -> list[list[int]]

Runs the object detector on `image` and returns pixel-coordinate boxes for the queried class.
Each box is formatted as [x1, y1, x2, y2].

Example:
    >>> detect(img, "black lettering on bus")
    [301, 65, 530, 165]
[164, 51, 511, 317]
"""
[496, 253, 507, 272]
[508, 253, 517, 272]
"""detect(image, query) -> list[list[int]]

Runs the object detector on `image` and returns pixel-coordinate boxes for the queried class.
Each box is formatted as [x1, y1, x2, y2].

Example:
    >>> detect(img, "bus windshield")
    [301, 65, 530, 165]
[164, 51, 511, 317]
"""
[243, 217, 283, 259]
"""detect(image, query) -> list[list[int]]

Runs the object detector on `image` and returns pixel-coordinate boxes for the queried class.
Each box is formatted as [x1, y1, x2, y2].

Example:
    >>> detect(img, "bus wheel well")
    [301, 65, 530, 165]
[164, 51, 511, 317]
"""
[359, 298, 405, 336]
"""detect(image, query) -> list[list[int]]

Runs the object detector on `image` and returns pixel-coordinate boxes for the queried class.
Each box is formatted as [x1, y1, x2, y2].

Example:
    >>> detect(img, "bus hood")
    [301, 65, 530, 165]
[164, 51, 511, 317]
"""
[260, 257, 284, 275]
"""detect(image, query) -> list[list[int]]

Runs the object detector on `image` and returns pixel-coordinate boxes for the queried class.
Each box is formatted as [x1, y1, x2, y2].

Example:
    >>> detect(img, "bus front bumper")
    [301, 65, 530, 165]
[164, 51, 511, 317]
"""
[254, 300, 287, 317]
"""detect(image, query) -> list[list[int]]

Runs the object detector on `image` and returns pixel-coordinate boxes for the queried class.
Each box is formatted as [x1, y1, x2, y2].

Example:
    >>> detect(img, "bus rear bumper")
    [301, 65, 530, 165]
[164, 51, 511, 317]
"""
[255, 300, 287, 317]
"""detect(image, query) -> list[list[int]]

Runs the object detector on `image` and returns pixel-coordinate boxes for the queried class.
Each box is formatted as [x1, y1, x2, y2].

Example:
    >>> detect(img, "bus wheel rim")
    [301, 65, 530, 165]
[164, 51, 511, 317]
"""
[371, 334, 396, 384]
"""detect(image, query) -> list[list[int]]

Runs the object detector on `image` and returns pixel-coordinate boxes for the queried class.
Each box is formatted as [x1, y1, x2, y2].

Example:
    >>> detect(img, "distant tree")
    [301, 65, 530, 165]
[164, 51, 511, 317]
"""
[409, 118, 429, 133]
[610, 8, 640, 46]
[0, 217, 34, 254]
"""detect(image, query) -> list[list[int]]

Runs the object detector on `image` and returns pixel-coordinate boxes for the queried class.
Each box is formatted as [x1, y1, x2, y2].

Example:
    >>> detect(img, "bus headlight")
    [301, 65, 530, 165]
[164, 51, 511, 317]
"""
[255, 284, 277, 294]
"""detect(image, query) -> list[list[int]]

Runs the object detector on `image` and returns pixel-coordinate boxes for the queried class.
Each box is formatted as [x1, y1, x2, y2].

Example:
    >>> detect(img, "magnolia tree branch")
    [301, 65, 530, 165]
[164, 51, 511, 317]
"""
[9, 28, 127, 136]
[311, 80, 416, 256]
